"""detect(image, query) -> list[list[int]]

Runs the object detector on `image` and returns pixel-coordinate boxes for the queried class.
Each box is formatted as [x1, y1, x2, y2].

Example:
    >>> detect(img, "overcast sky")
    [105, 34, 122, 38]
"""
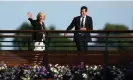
[0, 1, 133, 30]
[0, 1, 133, 50]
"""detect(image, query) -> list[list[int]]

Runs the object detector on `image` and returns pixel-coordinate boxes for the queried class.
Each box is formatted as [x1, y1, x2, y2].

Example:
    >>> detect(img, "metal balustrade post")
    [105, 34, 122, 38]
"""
[104, 32, 109, 80]
[28, 39, 30, 50]
[42, 32, 48, 68]
[0, 43, 1, 51]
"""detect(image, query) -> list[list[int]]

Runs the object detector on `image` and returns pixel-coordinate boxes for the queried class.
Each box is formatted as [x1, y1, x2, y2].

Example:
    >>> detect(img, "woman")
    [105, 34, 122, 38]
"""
[27, 12, 46, 51]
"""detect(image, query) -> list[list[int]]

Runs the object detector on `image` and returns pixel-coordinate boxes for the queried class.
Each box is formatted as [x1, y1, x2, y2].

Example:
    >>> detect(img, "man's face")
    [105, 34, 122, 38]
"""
[80, 9, 87, 17]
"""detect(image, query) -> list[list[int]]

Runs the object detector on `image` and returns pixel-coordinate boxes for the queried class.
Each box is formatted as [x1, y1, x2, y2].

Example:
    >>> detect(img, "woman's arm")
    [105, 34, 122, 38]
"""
[27, 12, 36, 40]
[27, 12, 35, 26]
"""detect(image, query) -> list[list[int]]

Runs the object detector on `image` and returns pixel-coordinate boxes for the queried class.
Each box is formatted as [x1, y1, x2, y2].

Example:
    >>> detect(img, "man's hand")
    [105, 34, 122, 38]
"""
[64, 33, 67, 37]
[80, 28, 87, 30]
[27, 12, 32, 19]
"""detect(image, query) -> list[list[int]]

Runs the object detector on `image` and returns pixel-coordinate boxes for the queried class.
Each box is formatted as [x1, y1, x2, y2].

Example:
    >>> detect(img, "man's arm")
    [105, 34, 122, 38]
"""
[89, 17, 93, 30]
[87, 16, 93, 30]
[66, 17, 76, 30]
[64, 17, 76, 36]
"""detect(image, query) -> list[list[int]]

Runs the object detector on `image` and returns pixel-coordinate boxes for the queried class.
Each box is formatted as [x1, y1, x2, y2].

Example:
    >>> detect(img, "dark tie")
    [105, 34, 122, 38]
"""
[81, 17, 84, 28]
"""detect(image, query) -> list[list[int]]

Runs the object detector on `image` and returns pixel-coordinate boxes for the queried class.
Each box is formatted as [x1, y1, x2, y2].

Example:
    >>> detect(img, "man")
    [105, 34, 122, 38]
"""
[64, 6, 93, 51]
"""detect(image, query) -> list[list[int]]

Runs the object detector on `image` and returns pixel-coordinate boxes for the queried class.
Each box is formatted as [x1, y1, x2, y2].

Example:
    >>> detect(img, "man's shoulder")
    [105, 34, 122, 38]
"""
[74, 15, 92, 19]
[86, 15, 92, 19]
[72, 16, 80, 20]
[75, 16, 80, 18]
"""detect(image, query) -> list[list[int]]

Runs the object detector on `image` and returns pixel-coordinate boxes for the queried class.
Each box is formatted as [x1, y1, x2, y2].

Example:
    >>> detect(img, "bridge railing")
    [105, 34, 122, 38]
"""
[0, 30, 133, 80]
[0, 30, 133, 51]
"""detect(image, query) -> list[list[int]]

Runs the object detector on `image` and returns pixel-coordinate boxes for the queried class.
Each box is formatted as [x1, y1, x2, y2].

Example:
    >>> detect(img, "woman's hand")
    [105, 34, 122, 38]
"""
[27, 12, 32, 19]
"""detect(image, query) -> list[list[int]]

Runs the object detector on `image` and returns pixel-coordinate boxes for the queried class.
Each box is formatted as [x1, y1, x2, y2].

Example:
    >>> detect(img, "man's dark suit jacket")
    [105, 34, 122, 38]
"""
[66, 15, 93, 42]
[28, 18, 45, 41]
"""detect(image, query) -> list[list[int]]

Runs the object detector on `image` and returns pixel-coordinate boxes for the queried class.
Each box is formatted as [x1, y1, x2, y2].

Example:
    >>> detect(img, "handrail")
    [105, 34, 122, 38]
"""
[0, 30, 133, 33]
[0, 35, 133, 38]
[0, 30, 133, 48]
[0, 35, 31, 38]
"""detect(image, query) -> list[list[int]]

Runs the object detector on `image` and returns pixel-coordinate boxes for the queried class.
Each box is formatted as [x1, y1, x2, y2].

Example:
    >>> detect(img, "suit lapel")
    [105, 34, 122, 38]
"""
[77, 16, 81, 27]
[85, 16, 88, 27]
[78, 16, 88, 28]
[42, 22, 45, 30]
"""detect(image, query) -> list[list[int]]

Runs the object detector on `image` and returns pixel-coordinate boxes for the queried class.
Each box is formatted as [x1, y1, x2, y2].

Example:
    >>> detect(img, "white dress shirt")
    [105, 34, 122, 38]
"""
[80, 16, 86, 28]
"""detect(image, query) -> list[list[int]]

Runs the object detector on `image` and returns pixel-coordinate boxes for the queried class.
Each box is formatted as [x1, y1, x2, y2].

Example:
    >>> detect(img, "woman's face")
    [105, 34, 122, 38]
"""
[39, 14, 45, 22]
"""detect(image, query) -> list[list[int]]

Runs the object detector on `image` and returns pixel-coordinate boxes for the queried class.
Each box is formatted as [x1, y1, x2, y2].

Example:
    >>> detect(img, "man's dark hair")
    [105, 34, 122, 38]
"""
[81, 6, 87, 12]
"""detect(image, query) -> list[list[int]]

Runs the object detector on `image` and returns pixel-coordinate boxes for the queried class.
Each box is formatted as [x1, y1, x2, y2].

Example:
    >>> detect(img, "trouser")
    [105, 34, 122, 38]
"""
[75, 40, 88, 51]
[74, 35, 88, 51]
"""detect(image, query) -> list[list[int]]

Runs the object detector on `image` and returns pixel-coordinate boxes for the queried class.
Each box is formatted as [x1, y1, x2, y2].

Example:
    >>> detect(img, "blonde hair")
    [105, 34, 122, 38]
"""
[36, 12, 46, 20]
